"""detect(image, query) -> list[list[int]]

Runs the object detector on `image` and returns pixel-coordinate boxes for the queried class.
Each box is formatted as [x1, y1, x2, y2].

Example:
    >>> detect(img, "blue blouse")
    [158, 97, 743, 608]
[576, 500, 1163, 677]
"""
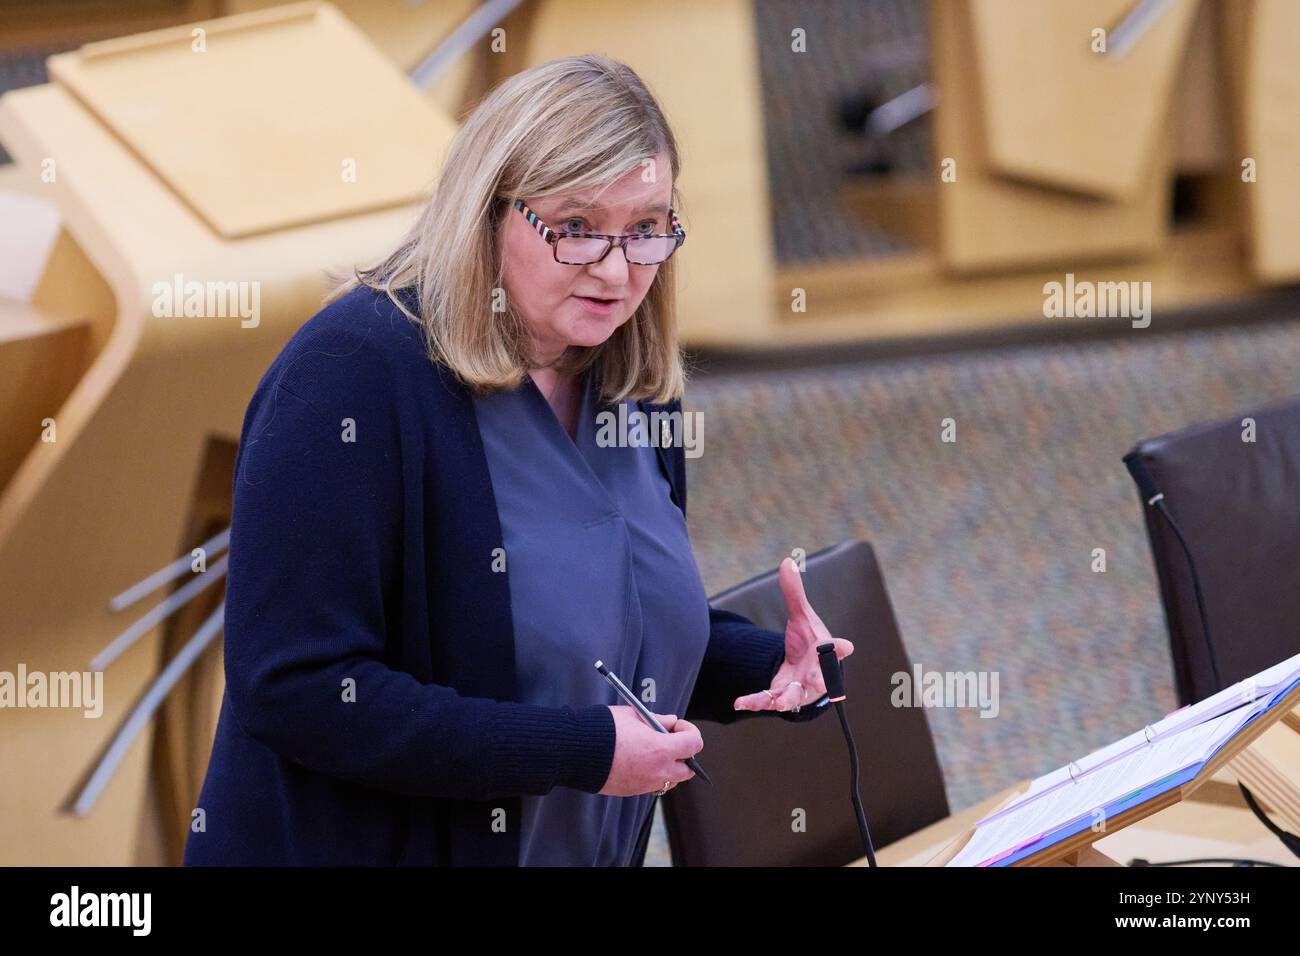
[472, 365, 712, 865]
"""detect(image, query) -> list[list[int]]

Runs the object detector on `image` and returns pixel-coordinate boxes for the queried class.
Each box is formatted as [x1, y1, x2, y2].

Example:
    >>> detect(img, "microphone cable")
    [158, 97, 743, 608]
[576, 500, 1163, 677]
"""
[817, 641, 877, 866]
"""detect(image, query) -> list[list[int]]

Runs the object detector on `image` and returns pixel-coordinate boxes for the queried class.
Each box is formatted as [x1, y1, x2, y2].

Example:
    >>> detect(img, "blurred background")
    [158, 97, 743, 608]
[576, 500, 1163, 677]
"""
[2, 0, 1299, 866]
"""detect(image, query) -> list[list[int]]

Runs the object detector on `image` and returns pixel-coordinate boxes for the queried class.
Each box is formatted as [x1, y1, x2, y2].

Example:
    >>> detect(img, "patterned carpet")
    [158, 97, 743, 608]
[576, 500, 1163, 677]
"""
[640, 311, 1300, 865]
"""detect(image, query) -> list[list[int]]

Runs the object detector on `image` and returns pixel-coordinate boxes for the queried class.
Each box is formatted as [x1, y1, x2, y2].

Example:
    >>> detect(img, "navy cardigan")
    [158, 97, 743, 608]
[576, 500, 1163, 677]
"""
[185, 285, 824, 867]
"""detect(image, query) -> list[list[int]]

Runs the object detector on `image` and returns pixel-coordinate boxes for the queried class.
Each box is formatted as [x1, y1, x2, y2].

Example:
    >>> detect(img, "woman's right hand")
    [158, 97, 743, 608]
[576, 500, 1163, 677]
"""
[598, 706, 702, 797]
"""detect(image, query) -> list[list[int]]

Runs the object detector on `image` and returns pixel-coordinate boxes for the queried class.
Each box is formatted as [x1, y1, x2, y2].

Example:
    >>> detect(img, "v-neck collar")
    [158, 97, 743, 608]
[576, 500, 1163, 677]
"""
[517, 367, 623, 516]
[494, 362, 683, 515]
[522, 367, 593, 447]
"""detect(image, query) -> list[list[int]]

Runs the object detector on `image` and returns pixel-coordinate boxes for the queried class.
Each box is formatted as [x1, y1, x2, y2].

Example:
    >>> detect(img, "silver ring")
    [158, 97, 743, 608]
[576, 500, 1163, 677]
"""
[655, 780, 671, 796]
[761, 688, 777, 709]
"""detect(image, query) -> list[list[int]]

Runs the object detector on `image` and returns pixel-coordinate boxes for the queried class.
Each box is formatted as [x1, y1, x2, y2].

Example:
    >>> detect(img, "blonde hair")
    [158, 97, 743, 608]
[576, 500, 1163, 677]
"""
[325, 54, 689, 405]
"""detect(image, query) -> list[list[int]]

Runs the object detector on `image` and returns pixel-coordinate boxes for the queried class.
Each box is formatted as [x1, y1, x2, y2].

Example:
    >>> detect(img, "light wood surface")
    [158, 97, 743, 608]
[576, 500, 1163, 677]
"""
[224, 0, 477, 74]
[872, 784, 1300, 867]
[220, 0, 486, 123]
[967, 0, 1198, 200]
[868, 694, 1300, 867]
[1173, 0, 1231, 174]
[932, 0, 1173, 274]
[0, 300, 90, 496]
[48, 1, 457, 239]
[1241, 0, 1300, 281]
[0, 2, 449, 863]
[771, 222, 1260, 346]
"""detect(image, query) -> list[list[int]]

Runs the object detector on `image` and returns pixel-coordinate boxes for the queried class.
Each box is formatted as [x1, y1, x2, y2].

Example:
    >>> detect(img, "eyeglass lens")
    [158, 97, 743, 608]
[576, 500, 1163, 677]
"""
[555, 235, 678, 265]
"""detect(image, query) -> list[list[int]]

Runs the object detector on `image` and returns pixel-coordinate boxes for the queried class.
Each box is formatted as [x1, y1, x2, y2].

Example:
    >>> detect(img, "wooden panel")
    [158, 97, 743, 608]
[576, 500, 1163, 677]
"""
[47, 1, 457, 238]
[1242, 0, 1300, 281]
[0, 302, 90, 496]
[772, 224, 1255, 345]
[968, 0, 1198, 200]
[1173, 0, 1230, 174]
[933, 0, 1172, 274]
[223, 0, 480, 73]
[220, 0, 486, 120]
[0, 71, 429, 864]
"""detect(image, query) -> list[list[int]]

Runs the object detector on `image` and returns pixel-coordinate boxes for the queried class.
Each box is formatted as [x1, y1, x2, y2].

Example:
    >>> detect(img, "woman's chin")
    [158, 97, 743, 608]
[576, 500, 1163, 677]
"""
[567, 315, 624, 347]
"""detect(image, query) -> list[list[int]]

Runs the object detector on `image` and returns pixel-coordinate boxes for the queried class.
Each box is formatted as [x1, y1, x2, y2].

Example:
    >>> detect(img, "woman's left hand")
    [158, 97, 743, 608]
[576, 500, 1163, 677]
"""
[733, 557, 855, 714]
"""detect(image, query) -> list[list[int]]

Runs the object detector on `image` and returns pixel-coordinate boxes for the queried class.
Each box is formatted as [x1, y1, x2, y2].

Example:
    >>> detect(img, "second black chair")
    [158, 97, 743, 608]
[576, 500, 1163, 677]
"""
[1124, 392, 1300, 705]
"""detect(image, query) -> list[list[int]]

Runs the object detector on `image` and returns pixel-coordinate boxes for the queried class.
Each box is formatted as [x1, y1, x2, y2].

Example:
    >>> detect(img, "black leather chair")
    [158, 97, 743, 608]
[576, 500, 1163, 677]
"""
[662, 540, 949, 866]
[1124, 393, 1300, 706]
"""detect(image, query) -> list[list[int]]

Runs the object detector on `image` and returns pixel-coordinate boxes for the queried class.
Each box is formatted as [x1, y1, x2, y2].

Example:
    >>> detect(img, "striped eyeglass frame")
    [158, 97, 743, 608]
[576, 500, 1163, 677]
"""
[513, 197, 686, 265]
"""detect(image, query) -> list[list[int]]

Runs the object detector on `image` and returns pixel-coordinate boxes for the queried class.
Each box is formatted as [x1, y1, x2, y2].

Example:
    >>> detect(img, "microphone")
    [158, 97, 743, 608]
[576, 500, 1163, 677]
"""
[817, 642, 877, 867]
[817, 642, 846, 702]
[1122, 448, 1300, 862]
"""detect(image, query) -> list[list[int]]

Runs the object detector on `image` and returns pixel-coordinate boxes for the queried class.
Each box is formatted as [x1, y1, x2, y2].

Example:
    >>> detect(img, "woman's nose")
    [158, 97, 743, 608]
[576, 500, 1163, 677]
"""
[589, 243, 631, 282]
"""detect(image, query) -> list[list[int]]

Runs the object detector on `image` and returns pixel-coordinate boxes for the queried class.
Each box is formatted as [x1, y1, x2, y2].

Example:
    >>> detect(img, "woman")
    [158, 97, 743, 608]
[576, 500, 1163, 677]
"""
[185, 53, 853, 867]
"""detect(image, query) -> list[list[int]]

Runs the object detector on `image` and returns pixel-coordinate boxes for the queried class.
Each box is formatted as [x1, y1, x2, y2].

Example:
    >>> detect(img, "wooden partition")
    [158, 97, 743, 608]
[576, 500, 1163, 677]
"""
[0, 1, 457, 865]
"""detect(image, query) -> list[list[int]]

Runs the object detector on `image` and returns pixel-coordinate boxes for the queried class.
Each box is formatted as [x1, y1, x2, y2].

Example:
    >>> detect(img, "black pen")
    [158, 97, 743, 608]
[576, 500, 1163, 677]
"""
[594, 660, 711, 785]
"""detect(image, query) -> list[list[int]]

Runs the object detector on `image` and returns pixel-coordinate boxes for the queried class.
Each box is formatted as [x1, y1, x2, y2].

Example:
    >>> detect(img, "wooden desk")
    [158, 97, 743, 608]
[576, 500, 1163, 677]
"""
[865, 778, 1297, 867]
[859, 696, 1300, 867]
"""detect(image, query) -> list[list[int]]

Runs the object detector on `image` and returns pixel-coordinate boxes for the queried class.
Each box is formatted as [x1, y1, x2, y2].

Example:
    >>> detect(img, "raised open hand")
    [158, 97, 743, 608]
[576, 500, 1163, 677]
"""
[733, 557, 854, 714]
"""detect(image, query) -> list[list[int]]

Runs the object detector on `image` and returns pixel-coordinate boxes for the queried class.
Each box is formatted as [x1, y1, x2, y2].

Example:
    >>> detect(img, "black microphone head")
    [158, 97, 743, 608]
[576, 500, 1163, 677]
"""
[1123, 449, 1162, 504]
[816, 642, 846, 702]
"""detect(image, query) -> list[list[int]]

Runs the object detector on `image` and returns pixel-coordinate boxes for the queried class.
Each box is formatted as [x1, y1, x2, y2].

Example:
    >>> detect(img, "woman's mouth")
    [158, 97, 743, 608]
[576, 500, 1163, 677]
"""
[573, 295, 622, 315]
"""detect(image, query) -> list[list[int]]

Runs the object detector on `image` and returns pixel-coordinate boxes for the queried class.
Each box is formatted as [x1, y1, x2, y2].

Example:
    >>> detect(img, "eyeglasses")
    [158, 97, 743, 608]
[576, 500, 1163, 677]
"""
[513, 197, 686, 265]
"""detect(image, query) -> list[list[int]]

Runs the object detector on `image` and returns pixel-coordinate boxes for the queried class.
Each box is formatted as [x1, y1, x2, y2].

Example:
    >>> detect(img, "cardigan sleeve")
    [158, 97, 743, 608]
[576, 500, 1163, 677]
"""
[222, 363, 615, 803]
